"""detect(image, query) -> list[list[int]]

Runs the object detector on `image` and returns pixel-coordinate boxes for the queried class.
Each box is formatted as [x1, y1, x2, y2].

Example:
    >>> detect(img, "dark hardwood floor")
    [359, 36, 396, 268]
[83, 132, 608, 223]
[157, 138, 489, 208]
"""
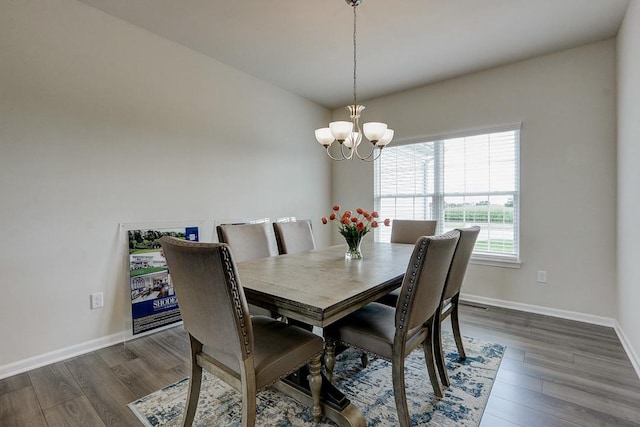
[1, 304, 639, 426]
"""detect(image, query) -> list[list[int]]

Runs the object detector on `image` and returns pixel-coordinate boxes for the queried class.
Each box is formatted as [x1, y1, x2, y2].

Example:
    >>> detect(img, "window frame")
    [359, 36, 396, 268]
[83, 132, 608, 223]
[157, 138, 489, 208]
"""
[374, 123, 522, 268]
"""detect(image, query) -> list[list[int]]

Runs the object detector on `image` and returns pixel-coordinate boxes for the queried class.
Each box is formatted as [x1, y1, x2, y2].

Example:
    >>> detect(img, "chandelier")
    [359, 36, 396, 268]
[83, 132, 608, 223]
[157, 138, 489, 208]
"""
[314, 0, 394, 161]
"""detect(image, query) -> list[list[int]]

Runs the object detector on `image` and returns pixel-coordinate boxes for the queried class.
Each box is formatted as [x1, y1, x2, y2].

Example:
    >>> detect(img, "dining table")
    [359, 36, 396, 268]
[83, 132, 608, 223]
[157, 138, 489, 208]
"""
[236, 240, 415, 427]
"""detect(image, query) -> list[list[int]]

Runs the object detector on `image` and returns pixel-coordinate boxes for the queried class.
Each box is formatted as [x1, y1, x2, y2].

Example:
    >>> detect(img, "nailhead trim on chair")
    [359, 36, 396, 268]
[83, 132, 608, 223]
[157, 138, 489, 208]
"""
[398, 238, 427, 331]
[220, 244, 252, 356]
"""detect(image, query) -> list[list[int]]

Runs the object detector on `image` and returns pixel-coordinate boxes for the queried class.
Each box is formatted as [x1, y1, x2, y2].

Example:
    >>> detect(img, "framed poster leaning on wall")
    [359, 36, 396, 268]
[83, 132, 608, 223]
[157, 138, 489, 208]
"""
[122, 222, 201, 336]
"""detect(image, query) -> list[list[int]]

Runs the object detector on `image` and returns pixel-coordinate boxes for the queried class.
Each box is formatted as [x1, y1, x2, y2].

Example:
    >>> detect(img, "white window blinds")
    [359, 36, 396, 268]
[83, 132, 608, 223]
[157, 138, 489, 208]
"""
[374, 125, 520, 261]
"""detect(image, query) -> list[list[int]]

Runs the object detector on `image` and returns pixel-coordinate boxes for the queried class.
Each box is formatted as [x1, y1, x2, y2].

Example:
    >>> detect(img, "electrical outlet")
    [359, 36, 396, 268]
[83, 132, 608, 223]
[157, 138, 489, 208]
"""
[90, 292, 104, 309]
[537, 270, 548, 284]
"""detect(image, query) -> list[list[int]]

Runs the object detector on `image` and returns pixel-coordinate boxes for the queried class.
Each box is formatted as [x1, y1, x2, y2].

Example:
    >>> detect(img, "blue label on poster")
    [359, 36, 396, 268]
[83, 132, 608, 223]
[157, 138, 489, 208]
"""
[185, 227, 199, 242]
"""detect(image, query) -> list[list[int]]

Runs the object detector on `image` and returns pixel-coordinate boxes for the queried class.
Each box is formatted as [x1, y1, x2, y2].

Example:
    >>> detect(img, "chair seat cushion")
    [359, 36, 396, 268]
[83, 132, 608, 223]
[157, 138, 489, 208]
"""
[327, 302, 397, 359]
[252, 316, 324, 389]
[202, 316, 323, 390]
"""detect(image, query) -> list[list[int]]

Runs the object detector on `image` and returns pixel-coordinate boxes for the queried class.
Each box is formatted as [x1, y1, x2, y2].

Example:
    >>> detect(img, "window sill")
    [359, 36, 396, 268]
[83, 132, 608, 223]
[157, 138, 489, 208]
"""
[470, 255, 522, 269]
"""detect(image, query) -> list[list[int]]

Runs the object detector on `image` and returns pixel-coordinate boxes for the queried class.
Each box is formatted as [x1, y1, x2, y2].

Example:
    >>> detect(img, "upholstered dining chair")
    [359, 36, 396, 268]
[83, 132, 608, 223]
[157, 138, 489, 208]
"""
[216, 222, 279, 262]
[217, 222, 279, 317]
[324, 231, 460, 427]
[160, 237, 324, 427]
[433, 226, 480, 387]
[390, 219, 437, 244]
[376, 219, 437, 308]
[272, 220, 317, 331]
[273, 220, 316, 255]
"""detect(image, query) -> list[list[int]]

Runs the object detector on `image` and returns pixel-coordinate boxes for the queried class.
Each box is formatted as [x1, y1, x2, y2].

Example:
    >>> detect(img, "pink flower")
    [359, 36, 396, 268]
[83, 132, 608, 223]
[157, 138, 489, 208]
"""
[322, 205, 391, 234]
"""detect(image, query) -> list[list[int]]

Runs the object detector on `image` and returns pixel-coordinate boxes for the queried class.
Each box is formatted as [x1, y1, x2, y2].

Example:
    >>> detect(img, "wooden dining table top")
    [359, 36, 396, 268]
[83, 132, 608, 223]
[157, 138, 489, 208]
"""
[236, 240, 415, 327]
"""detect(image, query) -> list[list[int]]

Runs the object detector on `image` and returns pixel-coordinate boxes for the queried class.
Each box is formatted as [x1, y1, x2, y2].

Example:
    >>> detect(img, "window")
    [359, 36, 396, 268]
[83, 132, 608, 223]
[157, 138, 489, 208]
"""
[374, 125, 520, 264]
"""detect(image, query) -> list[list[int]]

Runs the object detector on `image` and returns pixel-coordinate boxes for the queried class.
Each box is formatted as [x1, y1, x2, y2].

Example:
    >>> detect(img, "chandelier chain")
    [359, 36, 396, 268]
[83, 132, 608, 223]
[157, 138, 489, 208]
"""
[313, 0, 392, 162]
[353, 4, 357, 106]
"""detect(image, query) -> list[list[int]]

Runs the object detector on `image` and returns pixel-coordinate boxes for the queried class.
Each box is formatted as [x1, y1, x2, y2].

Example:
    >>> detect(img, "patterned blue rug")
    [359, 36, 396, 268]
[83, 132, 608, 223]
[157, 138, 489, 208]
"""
[129, 333, 504, 426]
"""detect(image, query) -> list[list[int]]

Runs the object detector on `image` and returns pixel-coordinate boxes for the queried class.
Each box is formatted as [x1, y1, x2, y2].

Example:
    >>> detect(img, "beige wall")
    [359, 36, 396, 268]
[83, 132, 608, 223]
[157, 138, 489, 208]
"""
[617, 0, 640, 368]
[333, 40, 618, 320]
[0, 0, 331, 371]
[2, 0, 636, 376]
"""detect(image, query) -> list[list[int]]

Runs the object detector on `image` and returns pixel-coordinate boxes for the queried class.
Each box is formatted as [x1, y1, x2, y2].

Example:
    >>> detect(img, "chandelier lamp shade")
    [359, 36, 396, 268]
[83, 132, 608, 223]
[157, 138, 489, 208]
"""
[314, 0, 394, 161]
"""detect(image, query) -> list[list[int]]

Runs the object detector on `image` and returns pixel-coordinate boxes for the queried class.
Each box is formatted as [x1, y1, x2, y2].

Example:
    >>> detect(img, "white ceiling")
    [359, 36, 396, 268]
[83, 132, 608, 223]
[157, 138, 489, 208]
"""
[77, 0, 630, 109]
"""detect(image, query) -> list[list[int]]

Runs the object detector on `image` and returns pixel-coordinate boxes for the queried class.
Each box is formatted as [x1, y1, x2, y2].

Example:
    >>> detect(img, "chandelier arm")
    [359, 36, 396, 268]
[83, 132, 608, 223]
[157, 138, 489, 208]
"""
[325, 145, 350, 161]
[352, 113, 362, 148]
[339, 141, 355, 160]
[351, 114, 365, 159]
[354, 141, 376, 160]
[358, 146, 385, 162]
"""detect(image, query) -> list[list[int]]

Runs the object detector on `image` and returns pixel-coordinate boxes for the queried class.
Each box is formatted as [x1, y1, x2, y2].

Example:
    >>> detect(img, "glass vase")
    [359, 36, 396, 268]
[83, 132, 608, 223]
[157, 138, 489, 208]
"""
[344, 233, 364, 260]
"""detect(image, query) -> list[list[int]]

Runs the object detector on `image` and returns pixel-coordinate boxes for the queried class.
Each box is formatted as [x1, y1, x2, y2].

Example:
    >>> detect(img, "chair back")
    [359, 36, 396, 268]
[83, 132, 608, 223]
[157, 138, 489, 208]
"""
[273, 220, 316, 254]
[217, 222, 278, 262]
[390, 219, 437, 244]
[160, 237, 253, 362]
[395, 230, 459, 333]
[442, 226, 480, 300]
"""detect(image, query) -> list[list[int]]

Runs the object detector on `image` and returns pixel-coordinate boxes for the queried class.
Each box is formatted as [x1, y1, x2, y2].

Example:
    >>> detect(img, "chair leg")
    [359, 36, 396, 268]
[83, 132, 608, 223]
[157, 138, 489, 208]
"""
[391, 357, 411, 427]
[324, 337, 336, 383]
[182, 336, 203, 427]
[360, 351, 368, 368]
[433, 307, 450, 387]
[423, 325, 443, 398]
[450, 296, 466, 360]
[241, 392, 257, 427]
[240, 358, 257, 427]
[308, 353, 323, 422]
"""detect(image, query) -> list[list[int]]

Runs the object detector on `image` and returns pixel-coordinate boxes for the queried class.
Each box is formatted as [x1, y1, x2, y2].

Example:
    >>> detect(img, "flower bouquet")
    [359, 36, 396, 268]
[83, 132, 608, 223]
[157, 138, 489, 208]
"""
[322, 205, 390, 259]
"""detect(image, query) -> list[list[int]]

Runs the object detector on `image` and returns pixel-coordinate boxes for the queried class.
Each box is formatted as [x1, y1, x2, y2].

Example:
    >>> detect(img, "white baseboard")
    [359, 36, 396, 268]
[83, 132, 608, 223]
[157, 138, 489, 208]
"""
[0, 332, 124, 380]
[614, 320, 640, 380]
[0, 321, 185, 381]
[460, 293, 616, 327]
[460, 293, 640, 379]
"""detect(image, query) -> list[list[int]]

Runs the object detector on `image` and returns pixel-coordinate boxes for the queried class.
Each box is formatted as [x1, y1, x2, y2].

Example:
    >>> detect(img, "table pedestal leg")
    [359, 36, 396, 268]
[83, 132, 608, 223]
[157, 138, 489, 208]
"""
[274, 374, 365, 427]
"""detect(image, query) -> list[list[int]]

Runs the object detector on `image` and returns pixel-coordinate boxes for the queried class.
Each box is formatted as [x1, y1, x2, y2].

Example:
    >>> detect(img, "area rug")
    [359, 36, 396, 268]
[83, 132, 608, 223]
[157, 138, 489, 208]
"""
[129, 334, 504, 426]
